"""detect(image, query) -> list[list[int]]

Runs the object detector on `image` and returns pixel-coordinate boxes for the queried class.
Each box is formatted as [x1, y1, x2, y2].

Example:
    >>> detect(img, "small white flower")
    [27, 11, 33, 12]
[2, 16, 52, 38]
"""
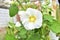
[49, 31, 59, 40]
[35, 1, 39, 4]
[15, 35, 21, 39]
[18, 8, 42, 30]
[15, 22, 21, 27]
[22, 2, 26, 5]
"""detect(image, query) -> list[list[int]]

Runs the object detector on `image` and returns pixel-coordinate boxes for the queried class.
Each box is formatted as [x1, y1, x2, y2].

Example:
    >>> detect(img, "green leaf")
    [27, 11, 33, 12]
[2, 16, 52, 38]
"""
[20, 28, 27, 35]
[48, 21, 60, 33]
[9, 3, 19, 17]
[24, 0, 30, 3]
[18, 0, 24, 3]
[27, 33, 40, 40]
[43, 14, 54, 22]
[8, 22, 15, 28]
[18, 27, 27, 38]
[5, 34, 17, 40]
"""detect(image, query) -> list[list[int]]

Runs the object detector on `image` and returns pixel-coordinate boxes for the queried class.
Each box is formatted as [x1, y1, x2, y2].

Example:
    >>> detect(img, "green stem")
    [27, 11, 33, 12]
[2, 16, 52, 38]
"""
[39, 24, 50, 40]
[56, 5, 60, 22]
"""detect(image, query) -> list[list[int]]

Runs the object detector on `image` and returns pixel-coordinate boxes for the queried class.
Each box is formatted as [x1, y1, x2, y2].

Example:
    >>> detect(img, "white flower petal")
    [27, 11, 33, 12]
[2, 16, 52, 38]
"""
[49, 31, 59, 40]
[34, 20, 42, 28]
[34, 24, 40, 29]
[26, 8, 37, 15]
[15, 22, 21, 27]
[26, 8, 42, 17]
[35, 1, 39, 4]
[18, 11, 25, 16]
[22, 2, 26, 5]
[24, 22, 35, 30]
[18, 11, 29, 22]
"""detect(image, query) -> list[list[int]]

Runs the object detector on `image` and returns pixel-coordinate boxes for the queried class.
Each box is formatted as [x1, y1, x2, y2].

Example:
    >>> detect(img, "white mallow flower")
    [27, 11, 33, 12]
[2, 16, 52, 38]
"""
[18, 8, 42, 30]
[15, 22, 21, 27]
[49, 31, 59, 40]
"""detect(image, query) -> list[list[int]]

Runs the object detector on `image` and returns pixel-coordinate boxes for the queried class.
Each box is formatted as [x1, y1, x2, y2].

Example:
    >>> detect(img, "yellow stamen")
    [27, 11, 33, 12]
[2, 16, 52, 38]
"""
[29, 16, 36, 22]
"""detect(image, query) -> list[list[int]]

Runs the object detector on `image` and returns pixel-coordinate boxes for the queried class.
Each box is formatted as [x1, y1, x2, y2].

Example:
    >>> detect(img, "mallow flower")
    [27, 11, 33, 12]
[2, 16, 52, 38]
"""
[18, 8, 42, 30]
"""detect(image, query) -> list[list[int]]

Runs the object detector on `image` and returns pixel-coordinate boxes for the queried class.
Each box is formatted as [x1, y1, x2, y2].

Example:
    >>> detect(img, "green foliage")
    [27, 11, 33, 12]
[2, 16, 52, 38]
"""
[9, 3, 19, 17]
[18, 0, 29, 3]
[5, 21, 18, 40]
[19, 3, 38, 11]
[48, 21, 60, 33]
[27, 33, 40, 40]
[43, 14, 54, 22]
[5, 34, 17, 40]
[18, 27, 27, 38]
[41, 1, 60, 34]
[24, 0, 30, 3]
[43, 9, 60, 34]
[8, 22, 15, 28]
[43, 11, 60, 34]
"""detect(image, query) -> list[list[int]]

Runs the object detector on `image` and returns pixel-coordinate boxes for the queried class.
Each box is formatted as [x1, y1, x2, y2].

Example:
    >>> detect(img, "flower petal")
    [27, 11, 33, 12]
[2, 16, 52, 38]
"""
[24, 22, 35, 30]
[15, 22, 21, 27]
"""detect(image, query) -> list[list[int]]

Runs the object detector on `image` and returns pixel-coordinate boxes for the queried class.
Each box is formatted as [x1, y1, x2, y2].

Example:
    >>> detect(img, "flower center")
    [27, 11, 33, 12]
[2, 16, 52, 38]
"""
[29, 16, 36, 22]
